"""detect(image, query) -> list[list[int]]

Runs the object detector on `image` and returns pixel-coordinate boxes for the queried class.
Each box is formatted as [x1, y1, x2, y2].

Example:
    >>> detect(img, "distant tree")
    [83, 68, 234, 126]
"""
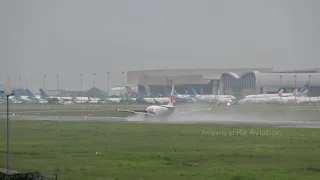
[86, 87, 102, 98]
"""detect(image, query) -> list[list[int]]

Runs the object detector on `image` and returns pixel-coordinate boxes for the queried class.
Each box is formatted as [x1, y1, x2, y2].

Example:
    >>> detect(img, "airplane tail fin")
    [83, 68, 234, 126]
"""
[39, 89, 50, 98]
[71, 94, 77, 100]
[145, 86, 151, 96]
[297, 85, 308, 97]
[302, 88, 309, 97]
[278, 89, 283, 97]
[292, 88, 298, 97]
[26, 89, 36, 98]
[168, 85, 175, 106]
[125, 86, 135, 96]
[187, 85, 198, 96]
[12, 89, 22, 98]
[173, 90, 179, 97]
[0, 91, 6, 98]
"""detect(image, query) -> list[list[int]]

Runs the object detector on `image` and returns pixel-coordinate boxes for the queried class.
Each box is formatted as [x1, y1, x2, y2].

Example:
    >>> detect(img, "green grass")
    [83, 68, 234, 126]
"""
[0, 120, 320, 180]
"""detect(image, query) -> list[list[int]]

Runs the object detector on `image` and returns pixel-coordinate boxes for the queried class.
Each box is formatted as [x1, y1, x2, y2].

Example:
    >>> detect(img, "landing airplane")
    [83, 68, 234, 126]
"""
[116, 85, 211, 120]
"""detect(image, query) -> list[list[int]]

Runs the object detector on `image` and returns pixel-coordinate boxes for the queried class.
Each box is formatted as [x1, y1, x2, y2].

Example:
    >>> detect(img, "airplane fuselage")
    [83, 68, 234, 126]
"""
[146, 105, 174, 116]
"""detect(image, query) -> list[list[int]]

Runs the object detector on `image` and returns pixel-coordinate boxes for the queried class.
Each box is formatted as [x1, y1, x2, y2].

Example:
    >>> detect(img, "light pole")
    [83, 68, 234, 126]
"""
[294, 75, 297, 89]
[44, 74, 46, 90]
[107, 72, 110, 92]
[80, 73, 83, 101]
[122, 72, 124, 86]
[93, 73, 96, 88]
[280, 75, 283, 103]
[56, 75, 59, 96]
[294, 75, 297, 100]
[1, 91, 14, 174]
[121, 72, 125, 95]
[309, 75, 311, 100]
[30, 76, 33, 91]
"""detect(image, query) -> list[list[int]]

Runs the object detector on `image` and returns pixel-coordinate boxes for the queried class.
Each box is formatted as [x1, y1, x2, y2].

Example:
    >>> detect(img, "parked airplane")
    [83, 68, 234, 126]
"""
[71, 94, 89, 104]
[39, 89, 67, 104]
[116, 85, 210, 120]
[294, 87, 320, 104]
[244, 89, 289, 99]
[26, 89, 47, 104]
[266, 86, 317, 105]
[0, 91, 7, 103]
[173, 90, 196, 102]
[265, 89, 299, 104]
[125, 86, 169, 104]
[12, 89, 39, 103]
[186, 86, 235, 105]
[241, 89, 284, 104]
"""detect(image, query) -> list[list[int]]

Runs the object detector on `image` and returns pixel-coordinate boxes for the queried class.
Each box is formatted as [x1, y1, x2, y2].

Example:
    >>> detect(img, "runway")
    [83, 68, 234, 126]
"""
[1, 115, 320, 128]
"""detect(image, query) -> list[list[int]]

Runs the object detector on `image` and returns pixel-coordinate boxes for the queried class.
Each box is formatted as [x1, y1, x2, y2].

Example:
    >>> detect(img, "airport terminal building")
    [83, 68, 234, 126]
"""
[126, 68, 320, 97]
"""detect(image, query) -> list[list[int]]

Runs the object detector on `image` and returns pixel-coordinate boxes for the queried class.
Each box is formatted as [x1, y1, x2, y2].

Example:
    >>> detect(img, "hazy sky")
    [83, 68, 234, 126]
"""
[1, 0, 319, 91]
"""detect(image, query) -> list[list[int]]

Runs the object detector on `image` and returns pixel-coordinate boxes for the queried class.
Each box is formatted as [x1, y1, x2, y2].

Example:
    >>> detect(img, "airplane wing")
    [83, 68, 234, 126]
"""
[159, 104, 195, 108]
[116, 108, 156, 115]
[153, 98, 163, 105]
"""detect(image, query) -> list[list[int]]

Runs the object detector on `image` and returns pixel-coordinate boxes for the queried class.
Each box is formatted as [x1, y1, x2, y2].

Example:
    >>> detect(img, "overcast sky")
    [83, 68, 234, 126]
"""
[1, 0, 319, 91]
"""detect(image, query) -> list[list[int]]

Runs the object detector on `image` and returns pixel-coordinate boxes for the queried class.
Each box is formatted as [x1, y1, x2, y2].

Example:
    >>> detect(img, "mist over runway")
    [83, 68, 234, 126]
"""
[1, 113, 320, 128]
[1, 103, 320, 128]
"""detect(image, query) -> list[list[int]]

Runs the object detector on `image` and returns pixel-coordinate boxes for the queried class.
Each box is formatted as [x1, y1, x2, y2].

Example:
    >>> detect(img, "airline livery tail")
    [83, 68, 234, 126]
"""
[125, 86, 135, 96]
[187, 85, 198, 96]
[26, 89, 36, 98]
[12, 89, 22, 99]
[26, 89, 40, 103]
[168, 85, 175, 107]
[292, 88, 298, 97]
[0, 91, 5, 97]
[39, 89, 50, 99]
[278, 89, 283, 97]
[297, 85, 309, 97]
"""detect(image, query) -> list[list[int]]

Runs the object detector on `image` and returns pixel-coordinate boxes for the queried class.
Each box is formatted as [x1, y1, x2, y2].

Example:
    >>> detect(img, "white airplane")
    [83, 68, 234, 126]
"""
[87, 97, 100, 104]
[185, 86, 236, 103]
[116, 85, 211, 120]
[264, 85, 315, 104]
[0, 91, 8, 103]
[71, 94, 89, 104]
[244, 88, 299, 100]
[241, 89, 284, 104]
[125, 86, 172, 104]
[11, 89, 39, 103]
[294, 89, 320, 104]
[26, 89, 48, 104]
[39, 89, 78, 104]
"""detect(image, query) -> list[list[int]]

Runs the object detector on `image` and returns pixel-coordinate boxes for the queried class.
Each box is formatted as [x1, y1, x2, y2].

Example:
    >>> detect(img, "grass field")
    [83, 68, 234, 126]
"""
[0, 120, 320, 180]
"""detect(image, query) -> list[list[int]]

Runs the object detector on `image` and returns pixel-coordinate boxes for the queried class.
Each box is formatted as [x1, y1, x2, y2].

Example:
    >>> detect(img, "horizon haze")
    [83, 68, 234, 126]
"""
[1, 0, 319, 90]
